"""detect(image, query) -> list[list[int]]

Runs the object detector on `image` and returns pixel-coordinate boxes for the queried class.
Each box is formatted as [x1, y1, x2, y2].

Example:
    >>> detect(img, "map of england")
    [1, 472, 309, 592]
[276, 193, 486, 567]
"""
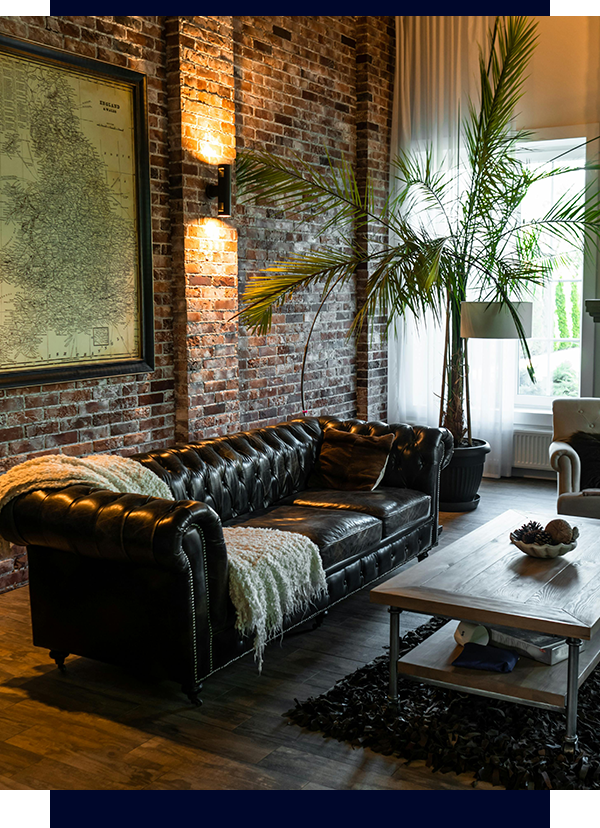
[0, 48, 140, 374]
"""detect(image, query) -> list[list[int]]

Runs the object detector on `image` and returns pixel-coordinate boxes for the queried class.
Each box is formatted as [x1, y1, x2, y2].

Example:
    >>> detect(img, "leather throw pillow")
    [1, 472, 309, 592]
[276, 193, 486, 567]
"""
[566, 430, 600, 489]
[312, 429, 395, 491]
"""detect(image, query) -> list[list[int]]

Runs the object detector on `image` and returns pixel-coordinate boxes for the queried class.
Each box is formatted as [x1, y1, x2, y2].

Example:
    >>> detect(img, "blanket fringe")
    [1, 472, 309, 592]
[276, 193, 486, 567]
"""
[223, 526, 328, 671]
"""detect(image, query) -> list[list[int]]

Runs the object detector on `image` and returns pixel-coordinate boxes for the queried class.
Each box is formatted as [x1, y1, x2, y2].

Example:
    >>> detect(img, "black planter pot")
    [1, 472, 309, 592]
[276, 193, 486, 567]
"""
[439, 438, 491, 512]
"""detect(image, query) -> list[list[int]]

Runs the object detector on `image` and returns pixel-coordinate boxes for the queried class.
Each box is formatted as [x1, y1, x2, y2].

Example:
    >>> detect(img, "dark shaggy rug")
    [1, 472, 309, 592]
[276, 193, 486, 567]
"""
[285, 617, 600, 790]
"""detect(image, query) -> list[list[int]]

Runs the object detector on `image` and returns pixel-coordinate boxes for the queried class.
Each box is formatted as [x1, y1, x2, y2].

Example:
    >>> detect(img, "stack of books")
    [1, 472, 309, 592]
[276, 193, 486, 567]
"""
[486, 624, 581, 665]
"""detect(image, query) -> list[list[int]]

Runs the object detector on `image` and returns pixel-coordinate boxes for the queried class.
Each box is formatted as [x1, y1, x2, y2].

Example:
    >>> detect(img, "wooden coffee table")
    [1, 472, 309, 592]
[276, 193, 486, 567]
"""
[370, 509, 600, 754]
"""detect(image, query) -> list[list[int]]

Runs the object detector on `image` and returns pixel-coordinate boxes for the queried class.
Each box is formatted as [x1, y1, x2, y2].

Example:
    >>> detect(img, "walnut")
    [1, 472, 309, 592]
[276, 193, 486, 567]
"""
[544, 519, 573, 544]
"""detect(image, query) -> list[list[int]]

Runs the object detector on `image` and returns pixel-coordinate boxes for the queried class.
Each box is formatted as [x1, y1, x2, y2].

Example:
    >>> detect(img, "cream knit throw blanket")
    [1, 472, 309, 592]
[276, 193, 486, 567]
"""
[0, 454, 328, 669]
[0, 454, 175, 556]
[222, 526, 328, 672]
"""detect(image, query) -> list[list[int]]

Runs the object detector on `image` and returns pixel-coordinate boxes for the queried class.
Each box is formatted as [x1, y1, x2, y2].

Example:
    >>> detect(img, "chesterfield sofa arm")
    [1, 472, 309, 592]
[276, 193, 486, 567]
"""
[0, 484, 233, 701]
[0, 484, 226, 571]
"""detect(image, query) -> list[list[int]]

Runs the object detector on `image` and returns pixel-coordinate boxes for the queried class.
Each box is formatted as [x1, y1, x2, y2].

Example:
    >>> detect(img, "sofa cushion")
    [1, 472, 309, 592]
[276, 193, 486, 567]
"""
[310, 428, 395, 491]
[289, 487, 431, 538]
[225, 505, 382, 571]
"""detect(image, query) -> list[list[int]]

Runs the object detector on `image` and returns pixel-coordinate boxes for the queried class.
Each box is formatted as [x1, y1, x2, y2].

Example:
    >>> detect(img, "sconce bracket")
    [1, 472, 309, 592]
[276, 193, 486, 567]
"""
[205, 163, 232, 217]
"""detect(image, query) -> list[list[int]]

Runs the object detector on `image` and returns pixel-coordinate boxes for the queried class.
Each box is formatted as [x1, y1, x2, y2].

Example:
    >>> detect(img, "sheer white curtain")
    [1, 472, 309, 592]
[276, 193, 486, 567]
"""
[388, 15, 516, 478]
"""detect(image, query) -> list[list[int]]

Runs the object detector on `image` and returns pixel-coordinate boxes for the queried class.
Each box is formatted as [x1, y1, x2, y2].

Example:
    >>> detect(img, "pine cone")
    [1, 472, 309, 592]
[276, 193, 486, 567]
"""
[512, 521, 544, 542]
[534, 531, 554, 546]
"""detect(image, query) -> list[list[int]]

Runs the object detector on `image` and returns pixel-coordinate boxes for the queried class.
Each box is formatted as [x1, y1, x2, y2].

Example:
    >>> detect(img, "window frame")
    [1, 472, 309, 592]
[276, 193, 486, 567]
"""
[513, 124, 599, 428]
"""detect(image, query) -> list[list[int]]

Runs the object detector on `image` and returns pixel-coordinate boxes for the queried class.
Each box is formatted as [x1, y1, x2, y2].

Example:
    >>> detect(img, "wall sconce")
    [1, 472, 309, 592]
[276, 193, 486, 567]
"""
[206, 164, 232, 217]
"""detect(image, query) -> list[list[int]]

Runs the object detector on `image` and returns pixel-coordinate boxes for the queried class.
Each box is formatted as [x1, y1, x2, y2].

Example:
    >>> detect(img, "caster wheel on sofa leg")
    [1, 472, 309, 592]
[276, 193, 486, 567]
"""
[182, 682, 203, 707]
[49, 650, 69, 673]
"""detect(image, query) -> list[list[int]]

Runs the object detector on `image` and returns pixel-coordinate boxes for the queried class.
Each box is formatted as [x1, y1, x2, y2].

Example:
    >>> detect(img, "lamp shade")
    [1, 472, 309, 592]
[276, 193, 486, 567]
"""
[460, 301, 533, 339]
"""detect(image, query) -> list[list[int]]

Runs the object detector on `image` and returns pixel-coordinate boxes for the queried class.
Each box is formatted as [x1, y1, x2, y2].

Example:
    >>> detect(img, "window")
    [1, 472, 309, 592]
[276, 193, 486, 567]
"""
[515, 130, 597, 412]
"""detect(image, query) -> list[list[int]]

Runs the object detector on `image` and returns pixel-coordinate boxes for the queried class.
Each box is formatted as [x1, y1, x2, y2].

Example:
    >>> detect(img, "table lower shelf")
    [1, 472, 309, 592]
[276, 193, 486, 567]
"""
[398, 624, 600, 710]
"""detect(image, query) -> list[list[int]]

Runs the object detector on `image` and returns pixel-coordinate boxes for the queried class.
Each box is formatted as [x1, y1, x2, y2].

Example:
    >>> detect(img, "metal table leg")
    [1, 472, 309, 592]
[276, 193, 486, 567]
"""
[564, 637, 582, 755]
[388, 607, 402, 705]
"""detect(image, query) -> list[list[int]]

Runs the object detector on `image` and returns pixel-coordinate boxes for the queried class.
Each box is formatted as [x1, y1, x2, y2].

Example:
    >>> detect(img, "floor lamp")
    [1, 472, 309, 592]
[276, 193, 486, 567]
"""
[460, 301, 533, 443]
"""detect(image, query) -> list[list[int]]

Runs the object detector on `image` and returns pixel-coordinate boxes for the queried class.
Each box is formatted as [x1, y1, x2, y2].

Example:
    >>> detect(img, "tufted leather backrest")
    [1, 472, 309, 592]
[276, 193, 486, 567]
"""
[132, 418, 323, 522]
[132, 415, 452, 522]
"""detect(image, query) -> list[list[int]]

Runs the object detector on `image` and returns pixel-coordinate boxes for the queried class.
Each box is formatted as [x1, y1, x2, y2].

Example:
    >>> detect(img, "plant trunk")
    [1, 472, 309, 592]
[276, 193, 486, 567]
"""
[442, 295, 467, 445]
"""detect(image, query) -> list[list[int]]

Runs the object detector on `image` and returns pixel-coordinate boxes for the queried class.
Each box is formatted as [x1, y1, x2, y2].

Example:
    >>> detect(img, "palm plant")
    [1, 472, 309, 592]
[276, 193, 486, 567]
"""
[235, 16, 600, 445]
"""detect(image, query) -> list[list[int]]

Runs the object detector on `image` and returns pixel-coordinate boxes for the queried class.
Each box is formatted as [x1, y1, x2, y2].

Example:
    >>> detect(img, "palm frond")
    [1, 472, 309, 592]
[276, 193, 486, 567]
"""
[462, 17, 539, 266]
[350, 238, 453, 340]
[390, 147, 458, 237]
[236, 149, 381, 237]
[511, 185, 600, 256]
[236, 247, 365, 335]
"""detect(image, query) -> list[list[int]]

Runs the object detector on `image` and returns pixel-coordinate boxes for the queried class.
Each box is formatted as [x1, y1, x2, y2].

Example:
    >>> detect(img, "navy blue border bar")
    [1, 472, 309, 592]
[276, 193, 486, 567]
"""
[51, 791, 551, 828]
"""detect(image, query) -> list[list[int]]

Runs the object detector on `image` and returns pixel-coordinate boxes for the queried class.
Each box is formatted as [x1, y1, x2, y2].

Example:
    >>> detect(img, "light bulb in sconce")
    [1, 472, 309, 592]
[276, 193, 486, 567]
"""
[201, 218, 224, 240]
[206, 163, 232, 217]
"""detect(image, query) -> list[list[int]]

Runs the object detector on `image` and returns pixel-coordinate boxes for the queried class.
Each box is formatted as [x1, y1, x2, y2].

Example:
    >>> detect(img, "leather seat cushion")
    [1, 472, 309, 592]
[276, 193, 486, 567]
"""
[225, 505, 382, 570]
[289, 487, 430, 537]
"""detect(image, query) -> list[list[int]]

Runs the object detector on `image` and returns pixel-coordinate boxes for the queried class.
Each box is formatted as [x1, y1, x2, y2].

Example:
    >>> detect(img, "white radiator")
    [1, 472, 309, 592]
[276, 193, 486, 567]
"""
[512, 430, 553, 471]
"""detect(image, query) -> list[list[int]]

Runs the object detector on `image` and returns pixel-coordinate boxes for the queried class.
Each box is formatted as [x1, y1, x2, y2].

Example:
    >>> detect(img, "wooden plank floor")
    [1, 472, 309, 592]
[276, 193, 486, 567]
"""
[0, 476, 558, 790]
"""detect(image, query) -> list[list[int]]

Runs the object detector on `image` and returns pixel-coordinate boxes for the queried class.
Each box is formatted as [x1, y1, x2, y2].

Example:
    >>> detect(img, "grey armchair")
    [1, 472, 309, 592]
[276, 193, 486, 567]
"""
[549, 397, 600, 518]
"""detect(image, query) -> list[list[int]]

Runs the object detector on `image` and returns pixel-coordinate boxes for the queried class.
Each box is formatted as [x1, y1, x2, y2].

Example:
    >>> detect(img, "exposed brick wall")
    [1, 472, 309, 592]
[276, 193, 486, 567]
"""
[234, 15, 394, 427]
[0, 546, 27, 593]
[355, 16, 395, 421]
[0, 15, 395, 592]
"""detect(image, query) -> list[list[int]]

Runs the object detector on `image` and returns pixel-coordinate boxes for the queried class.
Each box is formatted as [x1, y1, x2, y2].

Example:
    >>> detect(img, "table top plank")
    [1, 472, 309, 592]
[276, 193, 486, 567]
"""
[421, 534, 526, 596]
[563, 579, 600, 637]
[386, 511, 524, 591]
[371, 509, 600, 639]
[530, 550, 600, 628]
[455, 543, 572, 605]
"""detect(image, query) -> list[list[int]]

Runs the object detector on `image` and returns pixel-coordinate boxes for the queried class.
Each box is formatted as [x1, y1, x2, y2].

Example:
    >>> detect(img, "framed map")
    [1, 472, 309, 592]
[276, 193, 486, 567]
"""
[0, 35, 154, 389]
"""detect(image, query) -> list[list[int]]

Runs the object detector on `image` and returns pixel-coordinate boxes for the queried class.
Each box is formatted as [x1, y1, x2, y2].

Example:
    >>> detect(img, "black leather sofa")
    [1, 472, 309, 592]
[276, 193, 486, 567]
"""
[0, 416, 452, 704]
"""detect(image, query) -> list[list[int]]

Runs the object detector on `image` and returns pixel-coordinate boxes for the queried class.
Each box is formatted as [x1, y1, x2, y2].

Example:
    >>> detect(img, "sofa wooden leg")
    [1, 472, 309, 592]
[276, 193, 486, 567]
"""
[49, 650, 69, 673]
[312, 610, 328, 630]
[417, 550, 429, 562]
[182, 682, 203, 706]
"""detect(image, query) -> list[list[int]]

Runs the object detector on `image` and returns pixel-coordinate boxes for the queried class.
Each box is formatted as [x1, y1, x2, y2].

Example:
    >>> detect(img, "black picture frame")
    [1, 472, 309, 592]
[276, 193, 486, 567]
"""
[0, 36, 154, 389]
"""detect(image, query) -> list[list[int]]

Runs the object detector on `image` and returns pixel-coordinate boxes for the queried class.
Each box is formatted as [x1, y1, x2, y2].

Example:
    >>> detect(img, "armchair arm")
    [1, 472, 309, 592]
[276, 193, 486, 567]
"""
[549, 440, 580, 495]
